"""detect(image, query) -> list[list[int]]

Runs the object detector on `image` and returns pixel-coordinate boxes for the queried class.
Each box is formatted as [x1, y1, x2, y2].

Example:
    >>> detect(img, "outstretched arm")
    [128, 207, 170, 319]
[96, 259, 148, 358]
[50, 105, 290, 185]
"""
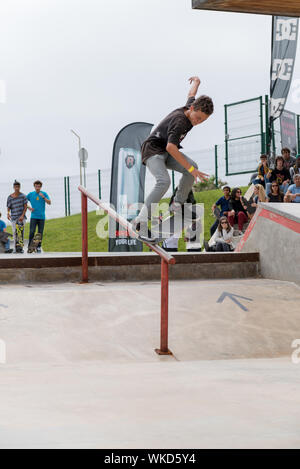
[187, 76, 201, 98]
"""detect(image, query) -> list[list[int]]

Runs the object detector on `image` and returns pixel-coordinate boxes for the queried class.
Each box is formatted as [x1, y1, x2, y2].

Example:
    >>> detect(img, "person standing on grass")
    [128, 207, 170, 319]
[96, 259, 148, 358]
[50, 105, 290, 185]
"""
[7, 180, 28, 253]
[133, 76, 214, 241]
[27, 180, 51, 253]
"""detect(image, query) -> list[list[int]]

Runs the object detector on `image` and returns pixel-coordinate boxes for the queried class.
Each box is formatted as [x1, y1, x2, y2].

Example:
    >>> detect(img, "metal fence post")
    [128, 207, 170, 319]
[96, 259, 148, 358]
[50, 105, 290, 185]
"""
[297, 114, 300, 154]
[81, 192, 88, 283]
[98, 169, 102, 199]
[67, 176, 71, 216]
[64, 177, 68, 216]
[172, 170, 175, 193]
[214, 145, 218, 188]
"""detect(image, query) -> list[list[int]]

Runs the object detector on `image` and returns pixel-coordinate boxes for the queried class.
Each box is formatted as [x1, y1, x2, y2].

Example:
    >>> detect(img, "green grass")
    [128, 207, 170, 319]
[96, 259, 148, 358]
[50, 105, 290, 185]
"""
[11, 186, 248, 252]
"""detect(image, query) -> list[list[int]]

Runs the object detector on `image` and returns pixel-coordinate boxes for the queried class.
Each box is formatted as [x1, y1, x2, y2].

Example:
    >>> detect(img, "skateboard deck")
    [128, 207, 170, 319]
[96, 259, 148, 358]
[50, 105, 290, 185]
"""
[28, 232, 42, 253]
[15, 222, 24, 252]
[213, 207, 221, 219]
[150, 204, 203, 242]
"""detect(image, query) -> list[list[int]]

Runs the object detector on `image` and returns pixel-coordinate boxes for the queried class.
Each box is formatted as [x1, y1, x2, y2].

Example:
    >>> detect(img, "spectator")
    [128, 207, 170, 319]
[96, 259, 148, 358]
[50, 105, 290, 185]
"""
[252, 154, 269, 187]
[266, 182, 284, 203]
[250, 184, 266, 207]
[27, 180, 51, 253]
[210, 185, 231, 237]
[281, 147, 296, 171]
[228, 188, 249, 235]
[204, 216, 234, 252]
[290, 156, 300, 182]
[284, 174, 300, 203]
[265, 156, 291, 196]
[7, 180, 28, 254]
[0, 212, 13, 253]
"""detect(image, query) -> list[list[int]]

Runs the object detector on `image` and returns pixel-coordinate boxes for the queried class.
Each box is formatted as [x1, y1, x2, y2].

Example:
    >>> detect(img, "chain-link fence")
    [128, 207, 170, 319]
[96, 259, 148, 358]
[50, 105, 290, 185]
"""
[0, 144, 255, 226]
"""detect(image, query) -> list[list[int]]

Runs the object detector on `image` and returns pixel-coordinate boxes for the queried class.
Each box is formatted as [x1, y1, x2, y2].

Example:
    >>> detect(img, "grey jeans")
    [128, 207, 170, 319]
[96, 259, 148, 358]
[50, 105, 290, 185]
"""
[137, 152, 198, 221]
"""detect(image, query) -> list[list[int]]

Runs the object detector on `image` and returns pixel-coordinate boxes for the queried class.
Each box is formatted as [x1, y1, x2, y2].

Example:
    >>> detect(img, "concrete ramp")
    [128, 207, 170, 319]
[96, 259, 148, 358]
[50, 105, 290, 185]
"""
[1, 279, 300, 364]
[235, 203, 300, 283]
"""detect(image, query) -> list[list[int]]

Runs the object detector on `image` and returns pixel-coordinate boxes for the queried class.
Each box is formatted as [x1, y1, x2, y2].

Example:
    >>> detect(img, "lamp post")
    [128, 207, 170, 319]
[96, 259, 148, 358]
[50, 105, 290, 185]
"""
[70, 129, 83, 185]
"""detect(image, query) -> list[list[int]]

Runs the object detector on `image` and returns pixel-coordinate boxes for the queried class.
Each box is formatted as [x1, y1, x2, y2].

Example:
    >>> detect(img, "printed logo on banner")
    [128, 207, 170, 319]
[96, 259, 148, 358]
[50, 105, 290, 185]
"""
[272, 59, 294, 82]
[117, 148, 141, 221]
[270, 16, 299, 121]
[276, 18, 298, 41]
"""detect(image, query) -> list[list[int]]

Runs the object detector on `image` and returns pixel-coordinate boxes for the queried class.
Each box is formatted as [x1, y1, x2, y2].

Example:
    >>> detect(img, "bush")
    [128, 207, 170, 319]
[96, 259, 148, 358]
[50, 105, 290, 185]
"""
[193, 175, 228, 192]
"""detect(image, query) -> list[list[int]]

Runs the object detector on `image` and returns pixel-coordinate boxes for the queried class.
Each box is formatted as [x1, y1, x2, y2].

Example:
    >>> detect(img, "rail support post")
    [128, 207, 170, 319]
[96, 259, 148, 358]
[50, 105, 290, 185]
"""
[155, 258, 172, 356]
[81, 192, 88, 283]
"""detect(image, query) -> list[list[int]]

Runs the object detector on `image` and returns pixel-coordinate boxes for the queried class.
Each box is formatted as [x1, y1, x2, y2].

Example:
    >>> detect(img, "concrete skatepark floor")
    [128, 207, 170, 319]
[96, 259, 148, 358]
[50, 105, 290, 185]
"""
[0, 278, 300, 449]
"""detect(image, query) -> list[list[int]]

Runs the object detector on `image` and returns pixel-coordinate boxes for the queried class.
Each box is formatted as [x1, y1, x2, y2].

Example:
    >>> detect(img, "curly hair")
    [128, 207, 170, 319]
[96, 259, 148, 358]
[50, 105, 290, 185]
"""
[193, 95, 214, 115]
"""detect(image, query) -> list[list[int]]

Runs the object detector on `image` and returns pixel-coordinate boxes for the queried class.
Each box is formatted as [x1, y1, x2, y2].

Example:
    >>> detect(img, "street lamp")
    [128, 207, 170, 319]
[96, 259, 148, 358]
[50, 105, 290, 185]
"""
[70, 129, 88, 187]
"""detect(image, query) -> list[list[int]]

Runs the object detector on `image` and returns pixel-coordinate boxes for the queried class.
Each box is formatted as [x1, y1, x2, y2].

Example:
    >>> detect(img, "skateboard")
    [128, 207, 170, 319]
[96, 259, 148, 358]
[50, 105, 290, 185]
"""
[15, 222, 25, 253]
[150, 204, 204, 243]
[213, 207, 221, 219]
[28, 232, 42, 253]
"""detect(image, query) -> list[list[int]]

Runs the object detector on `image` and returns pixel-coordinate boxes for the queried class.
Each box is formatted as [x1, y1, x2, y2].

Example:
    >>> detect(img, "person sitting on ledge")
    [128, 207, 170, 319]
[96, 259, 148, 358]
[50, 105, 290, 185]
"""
[228, 188, 249, 235]
[284, 174, 300, 203]
[266, 181, 284, 203]
[204, 216, 234, 252]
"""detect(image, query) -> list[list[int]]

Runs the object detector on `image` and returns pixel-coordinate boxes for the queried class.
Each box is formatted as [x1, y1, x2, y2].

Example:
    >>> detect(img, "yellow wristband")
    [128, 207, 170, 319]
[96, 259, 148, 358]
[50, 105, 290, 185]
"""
[188, 166, 195, 173]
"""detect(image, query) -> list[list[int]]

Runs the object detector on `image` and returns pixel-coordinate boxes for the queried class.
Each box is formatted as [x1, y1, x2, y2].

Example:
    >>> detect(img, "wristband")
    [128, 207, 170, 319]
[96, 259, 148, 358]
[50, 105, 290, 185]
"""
[188, 166, 195, 173]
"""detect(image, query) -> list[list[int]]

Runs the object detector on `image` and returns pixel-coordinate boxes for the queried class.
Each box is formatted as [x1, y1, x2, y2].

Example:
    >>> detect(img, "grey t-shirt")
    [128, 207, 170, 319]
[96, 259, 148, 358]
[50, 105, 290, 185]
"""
[7, 193, 28, 221]
[141, 97, 195, 164]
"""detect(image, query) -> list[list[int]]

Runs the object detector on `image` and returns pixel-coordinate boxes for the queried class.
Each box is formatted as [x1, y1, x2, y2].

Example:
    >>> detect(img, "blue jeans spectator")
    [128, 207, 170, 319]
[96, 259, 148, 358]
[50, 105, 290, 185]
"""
[29, 219, 45, 247]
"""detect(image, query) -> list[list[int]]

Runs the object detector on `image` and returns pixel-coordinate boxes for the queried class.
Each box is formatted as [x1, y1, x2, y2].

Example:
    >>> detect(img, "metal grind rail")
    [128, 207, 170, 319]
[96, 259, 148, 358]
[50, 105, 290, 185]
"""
[78, 185, 175, 355]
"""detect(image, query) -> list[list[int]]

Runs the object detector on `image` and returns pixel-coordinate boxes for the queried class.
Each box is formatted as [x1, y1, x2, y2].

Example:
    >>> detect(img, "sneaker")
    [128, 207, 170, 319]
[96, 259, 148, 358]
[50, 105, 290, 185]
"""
[169, 201, 183, 214]
[131, 219, 157, 243]
[131, 219, 141, 233]
[139, 232, 158, 244]
[4, 249, 13, 254]
[36, 247, 42, 253]
[204, 241, 210, 252]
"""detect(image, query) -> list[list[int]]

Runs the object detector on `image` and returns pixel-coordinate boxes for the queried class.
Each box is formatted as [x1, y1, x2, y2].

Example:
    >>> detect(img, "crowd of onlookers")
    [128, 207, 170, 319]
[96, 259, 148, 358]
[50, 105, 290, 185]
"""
[0, 180, 51, 254]
[205, 147, 300, 252]
[163, 147, 300, 254]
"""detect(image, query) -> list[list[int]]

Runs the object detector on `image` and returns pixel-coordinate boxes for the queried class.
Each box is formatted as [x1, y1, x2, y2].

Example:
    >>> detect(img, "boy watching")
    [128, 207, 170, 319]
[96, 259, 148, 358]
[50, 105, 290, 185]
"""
[210, 186, 231, 237]
[27, 180, 51, 253]
[7, 180, 28, 254]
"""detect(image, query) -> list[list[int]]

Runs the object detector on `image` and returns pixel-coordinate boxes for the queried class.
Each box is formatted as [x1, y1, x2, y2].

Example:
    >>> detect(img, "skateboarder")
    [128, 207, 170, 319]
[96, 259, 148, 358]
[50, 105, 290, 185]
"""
[27, 180, 51, 253]
[7, 180, 28, 253]
[133, 76, 214, 241]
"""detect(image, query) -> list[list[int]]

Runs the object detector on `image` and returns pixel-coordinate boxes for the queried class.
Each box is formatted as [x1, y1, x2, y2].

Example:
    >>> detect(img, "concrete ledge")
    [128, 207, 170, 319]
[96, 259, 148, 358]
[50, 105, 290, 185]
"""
[0, 251, 259, 269]
[0, 261, 260, 283]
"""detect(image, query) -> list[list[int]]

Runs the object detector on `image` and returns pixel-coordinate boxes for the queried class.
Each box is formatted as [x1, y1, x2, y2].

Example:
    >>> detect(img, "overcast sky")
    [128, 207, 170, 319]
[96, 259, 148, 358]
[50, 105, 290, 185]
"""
[0, 0, 299, 183]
